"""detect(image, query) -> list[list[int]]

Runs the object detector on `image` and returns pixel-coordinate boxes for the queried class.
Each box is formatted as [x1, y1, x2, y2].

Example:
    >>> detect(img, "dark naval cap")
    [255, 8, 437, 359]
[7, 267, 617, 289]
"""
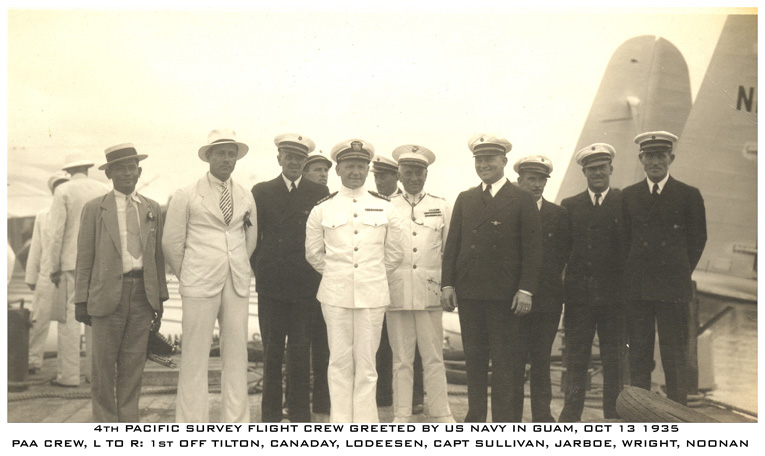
[513, 155, 553, 177]
[634, 131, 678, 154]
[331, 138, 375, 163]
[274, 133, 316, 157]
[575, 143, 616, 168]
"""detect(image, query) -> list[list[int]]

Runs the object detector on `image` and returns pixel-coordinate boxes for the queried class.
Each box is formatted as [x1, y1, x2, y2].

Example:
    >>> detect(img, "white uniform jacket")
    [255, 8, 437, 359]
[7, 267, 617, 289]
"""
[47, 174, 109, 272]
[26, 208, 53, 286]
[305, 185, 404, 309]
[387, 192, 451, 311]
[162, 174, 258, 298]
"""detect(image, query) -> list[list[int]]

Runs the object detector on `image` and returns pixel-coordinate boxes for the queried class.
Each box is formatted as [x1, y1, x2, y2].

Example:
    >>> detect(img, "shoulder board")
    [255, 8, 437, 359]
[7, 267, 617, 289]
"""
[316, 191, 338, 205]
[368, 191, 391, 201]
[426, 193, 446, 201]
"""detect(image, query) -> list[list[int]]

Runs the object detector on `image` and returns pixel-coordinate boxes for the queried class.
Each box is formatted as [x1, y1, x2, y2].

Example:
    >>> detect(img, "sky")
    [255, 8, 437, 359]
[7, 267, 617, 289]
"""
[4, 5, 747, 217]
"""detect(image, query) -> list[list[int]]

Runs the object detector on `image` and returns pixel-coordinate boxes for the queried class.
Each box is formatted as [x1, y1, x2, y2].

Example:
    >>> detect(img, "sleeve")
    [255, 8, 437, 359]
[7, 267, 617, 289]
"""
[441, 193, 463, 288]
[161, 188, 189, 278]
[687, 187, 707, 271]
[384, 202, 404, 275]
[25, 214, 44, 284]
[153, 200, 170, 302]
[46, 189, 68, 272]
[304, 204, 325, 274]
[518, 190, 543, 295]
[245, 191, 258, 258]
[74, 201, 97, 305]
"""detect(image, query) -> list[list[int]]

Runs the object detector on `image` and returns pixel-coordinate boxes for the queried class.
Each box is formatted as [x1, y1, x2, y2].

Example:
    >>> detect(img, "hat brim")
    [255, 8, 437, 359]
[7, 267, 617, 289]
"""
[305, 157, 333, 169]
[62, 161, 95, 170]
[198, 141, 249, 162]
[98, 154, 148, 170]
[582, 158, 612, 169]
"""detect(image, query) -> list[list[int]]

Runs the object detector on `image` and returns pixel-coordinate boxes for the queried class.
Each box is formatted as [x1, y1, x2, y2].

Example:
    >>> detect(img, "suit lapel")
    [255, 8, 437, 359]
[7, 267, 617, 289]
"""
[474, 180, 513, 228]
[230, 178, 250, 223]
[99, 192, 122, 256]
[199, 176, 227, 225]
[136, 194, 151, 250]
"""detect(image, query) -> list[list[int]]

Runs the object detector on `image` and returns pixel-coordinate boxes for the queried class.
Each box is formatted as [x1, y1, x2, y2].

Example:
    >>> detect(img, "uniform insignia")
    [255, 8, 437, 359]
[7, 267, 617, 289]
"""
[316, 191, 338, 205]
[412, 146, 419, 152]
[365, 208, 383, 212]
[368, 191, 390, 201]
[490, 221, 501, 226]
[351, 141, 363, 151]
[424, 208, 442, 217]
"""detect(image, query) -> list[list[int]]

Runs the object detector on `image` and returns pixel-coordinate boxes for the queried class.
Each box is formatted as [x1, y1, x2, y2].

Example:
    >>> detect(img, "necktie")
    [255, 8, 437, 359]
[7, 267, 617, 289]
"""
[594, 193, 601, 207]
[482, 184, 492, 205]
[652, 183, 660, 196]
[220, 182, 233, 225]
[125, 196, 141, 258]
[290, 181, 296, 192]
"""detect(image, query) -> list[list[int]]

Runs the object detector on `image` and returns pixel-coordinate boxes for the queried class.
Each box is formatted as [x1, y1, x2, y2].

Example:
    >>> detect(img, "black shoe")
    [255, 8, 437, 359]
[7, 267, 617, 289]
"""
[412, 404, 424, 415]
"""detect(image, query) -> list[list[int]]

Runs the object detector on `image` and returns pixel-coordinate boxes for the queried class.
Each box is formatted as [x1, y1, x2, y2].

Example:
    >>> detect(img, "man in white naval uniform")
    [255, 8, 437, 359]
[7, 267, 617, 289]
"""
[47, 153, 110, 387]
[386, 145, 455, 423]
[26, 171, 71, 374]
[163, 129, 258, 422]
[305, 138, 404, 423]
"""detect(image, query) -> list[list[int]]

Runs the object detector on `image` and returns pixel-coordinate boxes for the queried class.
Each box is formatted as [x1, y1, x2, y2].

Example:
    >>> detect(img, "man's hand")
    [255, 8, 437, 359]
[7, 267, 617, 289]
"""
[441, 287, 458, 312]
[49, 270, 61, 287]
[74, 302, 91, 326]
[27, 283, 36, 291]
[511, 291, 533, 316]
[151, 307, 163, 333]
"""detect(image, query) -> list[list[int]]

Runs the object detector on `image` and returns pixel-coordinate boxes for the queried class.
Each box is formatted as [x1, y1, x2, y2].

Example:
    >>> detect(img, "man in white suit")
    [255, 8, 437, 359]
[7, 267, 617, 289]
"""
[47, 153, 109, 387]
[163, 129, 258, 423]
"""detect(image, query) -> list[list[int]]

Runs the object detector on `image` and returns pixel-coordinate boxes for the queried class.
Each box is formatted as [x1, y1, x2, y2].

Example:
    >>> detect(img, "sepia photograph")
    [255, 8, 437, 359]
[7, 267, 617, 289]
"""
[3, 2, 758, 449]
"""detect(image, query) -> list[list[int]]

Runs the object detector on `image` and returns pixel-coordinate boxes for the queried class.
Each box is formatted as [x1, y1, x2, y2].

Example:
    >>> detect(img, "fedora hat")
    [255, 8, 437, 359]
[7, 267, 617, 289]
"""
[62, 152, 95, 171]
[98, 143, 148, 170]
[198, 129, 249, 162]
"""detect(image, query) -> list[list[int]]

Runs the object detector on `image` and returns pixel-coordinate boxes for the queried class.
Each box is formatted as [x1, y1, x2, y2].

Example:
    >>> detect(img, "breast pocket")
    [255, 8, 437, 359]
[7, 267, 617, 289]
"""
[423, 216, 444, 249]
[360, 212, 388, 244]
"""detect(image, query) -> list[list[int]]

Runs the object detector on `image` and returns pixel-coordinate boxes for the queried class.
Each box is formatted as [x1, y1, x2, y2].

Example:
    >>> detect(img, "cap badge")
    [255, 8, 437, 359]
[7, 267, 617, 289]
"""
[490, 221, 501, 226]
[351, 141, 363, 151]
[412, 146, 419, 152]
[591, 146, 595, 150]
[298, 136, 302, 140]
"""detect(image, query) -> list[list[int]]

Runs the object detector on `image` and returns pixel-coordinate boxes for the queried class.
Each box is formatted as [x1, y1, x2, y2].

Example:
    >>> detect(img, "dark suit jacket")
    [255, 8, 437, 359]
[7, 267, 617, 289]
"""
[442, 180, 542, 300]
[621, 176, 707, 302]
[75, 192, 169, 316]
[251, 176, 329, 300]
[561, 188, 623, 307]
[531, 199, 570, 314]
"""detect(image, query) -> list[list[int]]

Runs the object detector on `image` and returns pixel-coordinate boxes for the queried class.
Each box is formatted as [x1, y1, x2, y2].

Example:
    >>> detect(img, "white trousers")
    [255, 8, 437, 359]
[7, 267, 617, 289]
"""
[28, 275, 55, 370]
[55, 271, 83, 385]
[386, 309, 452, 419]
[321, 304, 386, 423]
[176, 272, 250, 423]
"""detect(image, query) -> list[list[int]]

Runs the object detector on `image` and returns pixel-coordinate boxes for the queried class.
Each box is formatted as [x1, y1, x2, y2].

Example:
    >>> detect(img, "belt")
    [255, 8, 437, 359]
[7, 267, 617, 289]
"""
[123, 269, 144, 278]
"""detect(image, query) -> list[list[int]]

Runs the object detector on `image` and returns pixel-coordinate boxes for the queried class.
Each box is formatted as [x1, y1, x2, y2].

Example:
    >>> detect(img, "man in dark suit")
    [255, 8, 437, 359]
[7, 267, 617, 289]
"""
[75, 143, 169, 422]
[514, 155, 570, 423]
[251, 133, 329, 422]
[558, 143, 624, 422]
[622, 131, 707, 406]
[441, 134, 542, 422]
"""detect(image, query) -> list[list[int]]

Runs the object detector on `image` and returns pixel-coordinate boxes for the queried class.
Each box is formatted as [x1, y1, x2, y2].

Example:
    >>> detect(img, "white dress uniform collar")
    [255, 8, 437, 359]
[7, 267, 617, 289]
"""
[645, 173, 670, 194]
[481, 176, 507, 197]
[587, 187, 610, 206]
[338, 184, 367, 198]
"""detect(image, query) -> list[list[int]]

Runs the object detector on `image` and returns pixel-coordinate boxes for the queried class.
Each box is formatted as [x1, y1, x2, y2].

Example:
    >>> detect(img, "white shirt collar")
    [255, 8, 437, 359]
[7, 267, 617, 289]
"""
[207, 172, 231, 187]
[646, 173, 670, 194]
[113, 188, 140, 202]
[587, 187, 610, 206]
[339, 184, 366, 198]
[536, 197, 543, 211]
[481, 176, 507, 197]
[282, 174, 303, 190]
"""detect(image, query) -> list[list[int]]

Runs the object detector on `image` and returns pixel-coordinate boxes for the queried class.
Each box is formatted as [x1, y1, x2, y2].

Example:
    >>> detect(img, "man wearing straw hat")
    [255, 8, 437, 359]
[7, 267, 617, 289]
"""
[163, 129, 258, 422]
[47, 152, 109, 387]
[26, 170, 70, 376]
[74, 143, 168, 421]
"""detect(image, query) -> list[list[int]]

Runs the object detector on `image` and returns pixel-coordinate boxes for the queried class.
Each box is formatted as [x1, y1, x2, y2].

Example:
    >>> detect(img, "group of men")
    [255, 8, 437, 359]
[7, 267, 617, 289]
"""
[25, 126, 705, 424]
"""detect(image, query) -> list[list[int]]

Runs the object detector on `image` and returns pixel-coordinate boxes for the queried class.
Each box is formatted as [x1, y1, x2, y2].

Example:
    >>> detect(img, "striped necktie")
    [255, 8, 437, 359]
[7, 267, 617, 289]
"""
[220, 182, 233, 225]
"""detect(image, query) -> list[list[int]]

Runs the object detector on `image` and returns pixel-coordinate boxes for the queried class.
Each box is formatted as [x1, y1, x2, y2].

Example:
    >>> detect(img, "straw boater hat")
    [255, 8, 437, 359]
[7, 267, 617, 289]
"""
[98, 143, 148, 170]
[198, 128, 249, 162]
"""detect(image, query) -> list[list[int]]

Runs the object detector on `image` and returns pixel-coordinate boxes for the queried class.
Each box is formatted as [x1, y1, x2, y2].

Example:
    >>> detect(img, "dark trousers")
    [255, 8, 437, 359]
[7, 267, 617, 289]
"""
[258, 295, 313, 422]
[91, 277, 154, 422]
[309, 302, 330, 413]
[459, 298, 528, 422]
[559, 303, 623, 422]
[526, 311, 561, 422]
[628, 300, 689, 406]
[377, 317, 424, 407]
